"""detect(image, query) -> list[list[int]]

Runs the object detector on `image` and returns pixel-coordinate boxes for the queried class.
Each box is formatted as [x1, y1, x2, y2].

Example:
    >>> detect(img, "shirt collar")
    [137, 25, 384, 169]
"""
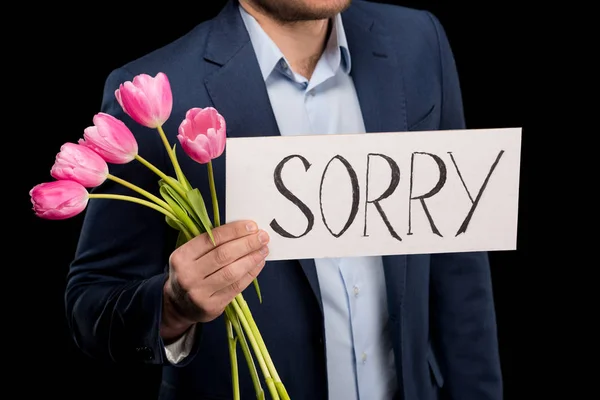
[239, 5, 351, 81]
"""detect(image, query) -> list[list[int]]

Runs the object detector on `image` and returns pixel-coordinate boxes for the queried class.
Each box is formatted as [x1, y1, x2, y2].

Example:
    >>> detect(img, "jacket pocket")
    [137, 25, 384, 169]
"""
[408, 104, 437, 131]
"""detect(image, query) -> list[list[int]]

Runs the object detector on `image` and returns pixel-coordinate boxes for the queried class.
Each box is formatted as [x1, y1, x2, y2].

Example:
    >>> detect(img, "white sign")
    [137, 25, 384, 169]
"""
[226, 128, 521, 261]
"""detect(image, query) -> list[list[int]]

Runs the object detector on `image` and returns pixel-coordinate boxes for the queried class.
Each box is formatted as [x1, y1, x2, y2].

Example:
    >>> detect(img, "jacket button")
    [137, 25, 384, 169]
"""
[135, 346, 154, 361]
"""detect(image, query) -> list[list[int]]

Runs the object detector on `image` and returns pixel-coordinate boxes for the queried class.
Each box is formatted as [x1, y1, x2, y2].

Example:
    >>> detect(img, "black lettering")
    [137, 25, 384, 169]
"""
[408, 152, 447, 237]
[269, 155, 315, 238]
[319, 155, 360, 238]
[363, 153, 402, 241]
[450, 150, 505, 236]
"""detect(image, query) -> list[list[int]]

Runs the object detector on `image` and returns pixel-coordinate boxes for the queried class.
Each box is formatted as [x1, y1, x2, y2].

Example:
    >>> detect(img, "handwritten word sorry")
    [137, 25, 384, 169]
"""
[269, 151, 504, 240]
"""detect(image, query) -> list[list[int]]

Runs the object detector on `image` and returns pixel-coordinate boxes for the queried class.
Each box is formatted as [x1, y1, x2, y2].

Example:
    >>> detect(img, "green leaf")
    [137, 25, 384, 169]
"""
[165, 216, 189, 238]
[159, 184, 200, 237]
[159, 180, 214, 243]
[161, 177, 207, 229]
[160, 180, 188, 214]
[166, 216, 193, 247]
[161, 176, 187, 198]
[165, 214, 181, 231]
[252, 279, 262, 304]
[159, 180, 200, 228]
[158, 175, 214, 244]
[160, 183, 206, 233]
[171, 143, 193, 192]
[176, 230, 190, 248]
[159, 186, 189, 225]
[186, 188, 215, 243]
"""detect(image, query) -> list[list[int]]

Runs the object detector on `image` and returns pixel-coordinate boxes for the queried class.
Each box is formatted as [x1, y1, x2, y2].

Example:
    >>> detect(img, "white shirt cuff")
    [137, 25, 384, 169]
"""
[164, 324, 197, 364]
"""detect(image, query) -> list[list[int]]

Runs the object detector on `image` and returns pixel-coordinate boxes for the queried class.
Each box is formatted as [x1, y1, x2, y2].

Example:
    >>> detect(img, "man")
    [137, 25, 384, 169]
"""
[65, 0, 502, 399]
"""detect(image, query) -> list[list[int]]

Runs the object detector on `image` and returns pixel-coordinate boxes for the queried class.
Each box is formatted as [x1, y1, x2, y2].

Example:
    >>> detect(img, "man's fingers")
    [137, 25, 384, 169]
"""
[204, 245, 269, 290]
[201, 230, 269, 276]
[182, 220, 260, 260]
[210, 258, 267, 304]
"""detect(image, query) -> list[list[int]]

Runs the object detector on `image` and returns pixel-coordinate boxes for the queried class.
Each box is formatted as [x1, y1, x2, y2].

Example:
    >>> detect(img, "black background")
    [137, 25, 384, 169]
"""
[18, 0, 547, 398]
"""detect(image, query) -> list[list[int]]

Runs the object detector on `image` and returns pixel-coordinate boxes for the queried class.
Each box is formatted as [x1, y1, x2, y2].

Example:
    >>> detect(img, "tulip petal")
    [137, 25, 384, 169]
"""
[151, 73, 173, 124]
[178, 134, 211, 164]
[177, 106, 227, 164]
[118, 82, 155, 127]
[51, 143, 109, 187]
[132, 74, 153, 88]
[96, 113, 138, 154]
[116, 73, 173, 128]
[30, 180, 89, 220]
[185, 107, 202, 121]
[82, 113, 138, 164]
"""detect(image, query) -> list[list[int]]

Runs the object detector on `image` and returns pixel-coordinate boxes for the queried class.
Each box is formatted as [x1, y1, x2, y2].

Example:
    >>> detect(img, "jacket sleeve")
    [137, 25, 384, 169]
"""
[64, 67, 201, 366]
[425, 12, 503, 400]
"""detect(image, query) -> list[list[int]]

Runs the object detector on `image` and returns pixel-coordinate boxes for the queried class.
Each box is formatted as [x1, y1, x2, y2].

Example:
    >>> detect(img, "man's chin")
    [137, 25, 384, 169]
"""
[248, 0, 352, 22]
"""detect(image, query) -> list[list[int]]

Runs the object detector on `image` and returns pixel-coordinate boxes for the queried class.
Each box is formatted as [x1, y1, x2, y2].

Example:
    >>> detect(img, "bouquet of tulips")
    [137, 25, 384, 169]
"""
[29, 72, 289, 400]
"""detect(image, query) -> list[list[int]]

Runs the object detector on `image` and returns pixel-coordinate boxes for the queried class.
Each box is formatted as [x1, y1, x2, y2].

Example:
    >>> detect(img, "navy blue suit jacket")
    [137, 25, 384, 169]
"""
[66, 1, 502, 399]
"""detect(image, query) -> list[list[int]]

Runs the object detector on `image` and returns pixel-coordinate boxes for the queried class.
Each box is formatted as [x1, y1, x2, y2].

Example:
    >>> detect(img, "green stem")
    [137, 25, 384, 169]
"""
[235, 294, 289, 400]
[207, 161, 220, 227]
[225, 314, 240, 400]
[207, 160, 263, 302]
[157, 125, 187, 186]
[88, 194, 179, 222]
[106, 173, 172, 212]
[230, 299, 279, 400]
[133, 154, 170, 183]
[208, 160, 267, 397]
[178, 211, 202, 237]
[191, 160, 239, 398]
[133, 154, 188, 200]
[132, 153, 201, 238]
[225, 306, 264, 399]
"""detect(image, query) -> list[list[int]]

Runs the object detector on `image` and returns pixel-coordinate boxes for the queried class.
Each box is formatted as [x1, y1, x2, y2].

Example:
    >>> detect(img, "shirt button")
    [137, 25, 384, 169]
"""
[361, 352, 367, 364]
[353, 285, 360, 297]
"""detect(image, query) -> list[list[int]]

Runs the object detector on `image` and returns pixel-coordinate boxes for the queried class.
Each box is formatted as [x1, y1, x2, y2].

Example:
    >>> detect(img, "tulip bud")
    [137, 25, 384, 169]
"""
[51, 143, 109, 187]
[177, 107, 226, 164]
[30, 180, 89, 220]
[115, 72, 173, 129]
[80, 113, 138, 164]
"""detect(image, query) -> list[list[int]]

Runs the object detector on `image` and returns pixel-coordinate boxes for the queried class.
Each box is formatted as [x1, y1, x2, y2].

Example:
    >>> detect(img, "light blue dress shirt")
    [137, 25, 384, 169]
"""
[239, 6, 397, 400]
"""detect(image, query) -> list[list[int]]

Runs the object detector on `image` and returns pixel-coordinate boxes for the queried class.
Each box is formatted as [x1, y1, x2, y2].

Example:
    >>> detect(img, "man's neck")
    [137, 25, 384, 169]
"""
[240, 1, 330, 79]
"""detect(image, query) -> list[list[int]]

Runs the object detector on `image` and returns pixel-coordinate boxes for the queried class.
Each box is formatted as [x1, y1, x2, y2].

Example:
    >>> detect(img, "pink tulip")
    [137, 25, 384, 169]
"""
[115, 72, 173, 128]
[79, 113, 138, 164]
[51, 143, 109, 187]
[30, 180, 89, 220]
[177, 107, 226, 164]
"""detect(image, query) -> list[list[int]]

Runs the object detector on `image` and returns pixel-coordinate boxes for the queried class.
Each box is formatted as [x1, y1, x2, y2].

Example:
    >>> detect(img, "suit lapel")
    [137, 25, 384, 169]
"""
[203, 1, 280, 140]
[342, 7, 408, 134]
[203, 1, 323, 309]
[297, 259, 322, 313]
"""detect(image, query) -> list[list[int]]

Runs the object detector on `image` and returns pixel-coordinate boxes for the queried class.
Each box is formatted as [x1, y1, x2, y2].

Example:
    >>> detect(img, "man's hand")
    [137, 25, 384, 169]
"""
[160, 220, 269, 341]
